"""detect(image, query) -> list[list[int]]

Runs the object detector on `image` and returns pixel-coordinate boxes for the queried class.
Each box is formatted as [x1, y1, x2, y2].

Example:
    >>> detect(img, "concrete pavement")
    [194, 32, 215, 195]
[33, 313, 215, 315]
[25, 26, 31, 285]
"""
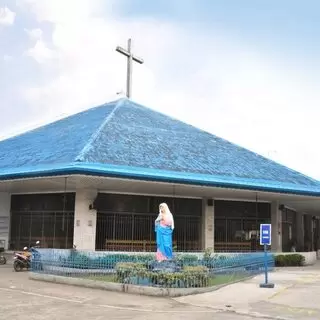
[2, 261, 320, 319]
[175, 265, 320, 319]
[0, 265, 269, 320]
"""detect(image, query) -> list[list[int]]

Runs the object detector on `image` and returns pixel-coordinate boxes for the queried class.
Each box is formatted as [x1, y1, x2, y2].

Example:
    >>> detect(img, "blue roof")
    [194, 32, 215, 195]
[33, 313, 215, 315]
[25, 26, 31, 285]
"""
[1, 98, 320, 196]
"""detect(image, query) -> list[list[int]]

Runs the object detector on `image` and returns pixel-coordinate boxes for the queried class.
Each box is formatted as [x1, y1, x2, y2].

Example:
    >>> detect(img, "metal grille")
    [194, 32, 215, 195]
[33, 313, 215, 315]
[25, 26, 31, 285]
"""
[10, 211, 74, 250]
[214, 217, 270, 252]
[96, 211, 201, 252]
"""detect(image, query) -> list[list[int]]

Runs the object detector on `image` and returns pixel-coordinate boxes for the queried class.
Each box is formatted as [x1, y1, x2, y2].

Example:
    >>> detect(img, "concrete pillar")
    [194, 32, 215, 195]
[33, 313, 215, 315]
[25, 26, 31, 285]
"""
[271, 201, 282, 252]
[202, 198, 214, 251]
[304, 214, 313, 251]
[296, 212, 304, 251]
[0, 192, 11, 250]
[73, 189, 98, 250]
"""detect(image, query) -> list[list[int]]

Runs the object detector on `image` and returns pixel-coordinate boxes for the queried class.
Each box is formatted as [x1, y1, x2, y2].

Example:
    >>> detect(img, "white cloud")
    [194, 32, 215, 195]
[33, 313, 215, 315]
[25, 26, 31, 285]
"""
[0, 7, 15, 26]
[25, 28, 43, 39]
[10, 0, 320, 180]
[26, 39, 56, 64]
[24, 27, 55, 63]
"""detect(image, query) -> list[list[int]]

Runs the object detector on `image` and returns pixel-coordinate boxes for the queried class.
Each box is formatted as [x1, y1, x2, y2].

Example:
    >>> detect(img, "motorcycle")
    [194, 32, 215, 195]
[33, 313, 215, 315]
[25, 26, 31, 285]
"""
[13, 241, 42, 272]
[0, 255, 6, 265]
[0, 243, 6, 265]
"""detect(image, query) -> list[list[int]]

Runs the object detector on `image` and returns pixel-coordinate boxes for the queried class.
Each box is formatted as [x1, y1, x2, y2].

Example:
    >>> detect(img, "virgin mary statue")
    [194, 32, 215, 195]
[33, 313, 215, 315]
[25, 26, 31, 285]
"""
[155, 203, 174, 261]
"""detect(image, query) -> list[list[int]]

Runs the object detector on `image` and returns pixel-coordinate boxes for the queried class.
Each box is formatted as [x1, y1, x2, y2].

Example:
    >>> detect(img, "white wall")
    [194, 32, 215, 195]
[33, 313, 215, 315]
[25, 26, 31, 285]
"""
[73, 189, 98, 250]
[0, 193, 11, 250]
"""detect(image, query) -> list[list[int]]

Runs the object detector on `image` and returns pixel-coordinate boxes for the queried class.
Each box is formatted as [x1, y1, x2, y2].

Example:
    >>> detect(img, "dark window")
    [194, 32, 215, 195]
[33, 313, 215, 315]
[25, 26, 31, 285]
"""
[150, 197, 174, 213]
[215, 200, 270, 219]
[174, 198, 202, 216]
[11, 193, 75, 211]
[10, 193, 75, 250]
[96, 193, 202, 217]
[96, 193, 150, 213]
[214, 200, 271, 252]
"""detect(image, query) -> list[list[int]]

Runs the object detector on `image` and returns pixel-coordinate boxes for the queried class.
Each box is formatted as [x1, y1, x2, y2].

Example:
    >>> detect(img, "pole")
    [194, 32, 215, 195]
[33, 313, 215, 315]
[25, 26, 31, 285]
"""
[264, 244, 268, 284]
[126, 38, 132, 99]
[259, 243, 275, 288]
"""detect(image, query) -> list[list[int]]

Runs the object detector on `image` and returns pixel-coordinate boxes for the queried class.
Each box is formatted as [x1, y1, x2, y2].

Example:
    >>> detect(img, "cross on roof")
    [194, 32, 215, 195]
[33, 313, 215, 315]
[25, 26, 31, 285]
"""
[116, 38, 144, 99]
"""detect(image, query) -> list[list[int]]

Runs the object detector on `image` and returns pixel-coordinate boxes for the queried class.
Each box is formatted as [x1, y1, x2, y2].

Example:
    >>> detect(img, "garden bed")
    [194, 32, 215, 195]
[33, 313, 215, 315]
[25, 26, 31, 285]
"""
[85, 273, 247, 287]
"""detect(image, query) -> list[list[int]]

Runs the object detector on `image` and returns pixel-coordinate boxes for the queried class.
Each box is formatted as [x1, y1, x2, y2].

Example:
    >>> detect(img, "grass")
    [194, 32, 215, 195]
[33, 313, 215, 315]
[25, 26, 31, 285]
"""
[87, 274, 117, 282]
[84, 273, 248, 287]
[208, 274, 247, 286]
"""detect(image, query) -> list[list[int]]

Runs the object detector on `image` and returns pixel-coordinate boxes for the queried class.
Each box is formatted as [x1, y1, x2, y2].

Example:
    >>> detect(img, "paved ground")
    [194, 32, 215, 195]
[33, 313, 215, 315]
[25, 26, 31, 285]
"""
[176, 264, 320, 320]
[0, 264, 267, 320]
[1, 261, 320, 320]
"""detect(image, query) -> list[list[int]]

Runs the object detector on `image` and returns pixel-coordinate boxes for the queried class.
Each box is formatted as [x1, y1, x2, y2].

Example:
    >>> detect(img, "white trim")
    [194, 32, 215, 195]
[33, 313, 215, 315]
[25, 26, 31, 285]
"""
[213, 197, 271, 203]
[97, 190, 202, 199]
[0, 174, 72, 183]
[1, 174, 319, 204]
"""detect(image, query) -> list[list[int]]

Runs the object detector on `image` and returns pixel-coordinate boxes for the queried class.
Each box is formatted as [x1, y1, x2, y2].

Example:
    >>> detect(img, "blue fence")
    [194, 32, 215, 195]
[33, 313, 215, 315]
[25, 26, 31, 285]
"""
[31, 249, 275, 289]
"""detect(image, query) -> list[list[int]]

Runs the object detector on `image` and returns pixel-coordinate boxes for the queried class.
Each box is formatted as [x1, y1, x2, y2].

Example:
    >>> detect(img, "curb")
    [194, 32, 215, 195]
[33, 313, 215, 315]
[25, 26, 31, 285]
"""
[29, 272, 247, 297]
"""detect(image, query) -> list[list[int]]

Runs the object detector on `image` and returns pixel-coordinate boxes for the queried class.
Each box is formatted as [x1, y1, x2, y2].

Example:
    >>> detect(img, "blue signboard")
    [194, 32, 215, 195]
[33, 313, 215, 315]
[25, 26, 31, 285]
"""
[260, 224, 271, 246]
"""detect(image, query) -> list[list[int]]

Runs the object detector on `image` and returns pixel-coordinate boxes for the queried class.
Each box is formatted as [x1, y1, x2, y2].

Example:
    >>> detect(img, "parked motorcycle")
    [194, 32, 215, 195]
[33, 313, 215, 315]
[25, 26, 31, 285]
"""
[13, 241, 42, 272]
[0, 244, 6, 265]
[0, 255, 6, 265]
[0, 241, 6, 265]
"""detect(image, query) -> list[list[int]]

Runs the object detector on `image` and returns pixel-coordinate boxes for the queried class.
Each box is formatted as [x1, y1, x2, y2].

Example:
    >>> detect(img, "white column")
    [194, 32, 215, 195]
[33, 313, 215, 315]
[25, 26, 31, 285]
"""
[304, 214, 313, 251]
[271, 201, 282, 252]
[0, 192, 11, 250]
[73, 189, 98, 250]
[296, 212, 304, 251]
[202, 198, 214, 250]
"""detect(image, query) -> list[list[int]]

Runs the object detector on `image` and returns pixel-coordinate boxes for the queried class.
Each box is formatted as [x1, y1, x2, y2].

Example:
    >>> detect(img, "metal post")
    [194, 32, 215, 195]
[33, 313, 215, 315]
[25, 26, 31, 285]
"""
[264, 244, 268, 283]
[260, 243, 275, 288]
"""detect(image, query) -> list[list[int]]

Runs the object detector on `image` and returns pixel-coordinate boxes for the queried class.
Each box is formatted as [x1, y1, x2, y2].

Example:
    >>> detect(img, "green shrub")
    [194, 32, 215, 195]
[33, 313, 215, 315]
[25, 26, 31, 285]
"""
[57, 252, 212, 270]
[59, 253, 156, 269]
[114, 262, 210, 288]
[175, 254, 199, 266]
[115, 262, 147, 282]
[275, 254, 305, 267]
[183, 265, 208, 273]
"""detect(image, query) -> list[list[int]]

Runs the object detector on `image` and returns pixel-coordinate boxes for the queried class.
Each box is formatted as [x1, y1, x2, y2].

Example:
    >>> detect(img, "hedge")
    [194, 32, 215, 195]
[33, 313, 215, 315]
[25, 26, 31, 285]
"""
[56, 253, 205, 269]
[56, 252, 245, 269]
[46, 251, 272, 272]
[275, 254, 305, 267]
[115, 262, 210, 288]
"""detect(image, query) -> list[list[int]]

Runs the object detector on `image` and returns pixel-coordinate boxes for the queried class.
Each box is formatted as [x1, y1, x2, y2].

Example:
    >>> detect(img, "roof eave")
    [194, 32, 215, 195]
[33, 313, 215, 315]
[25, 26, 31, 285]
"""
[1, 163, 320, 197]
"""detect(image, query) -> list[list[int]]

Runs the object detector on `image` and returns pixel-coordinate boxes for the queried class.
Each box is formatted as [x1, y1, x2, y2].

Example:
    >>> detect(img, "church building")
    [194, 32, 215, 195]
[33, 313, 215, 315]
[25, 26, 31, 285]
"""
[0, 98, 319, 253]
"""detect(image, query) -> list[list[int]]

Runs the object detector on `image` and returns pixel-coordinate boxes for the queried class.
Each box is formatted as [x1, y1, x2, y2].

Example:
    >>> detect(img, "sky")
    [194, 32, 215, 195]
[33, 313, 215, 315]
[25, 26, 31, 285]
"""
[0, 0, 320, 179]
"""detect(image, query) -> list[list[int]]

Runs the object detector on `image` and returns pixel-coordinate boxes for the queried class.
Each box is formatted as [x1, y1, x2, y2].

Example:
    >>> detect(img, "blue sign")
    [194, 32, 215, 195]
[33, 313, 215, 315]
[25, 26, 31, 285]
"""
[260, 224, 271, 246]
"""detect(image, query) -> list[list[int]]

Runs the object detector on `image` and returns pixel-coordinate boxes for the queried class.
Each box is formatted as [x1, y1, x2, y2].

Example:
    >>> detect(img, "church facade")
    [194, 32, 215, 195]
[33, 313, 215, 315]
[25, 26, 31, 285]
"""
[0, 98, 320, 253]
